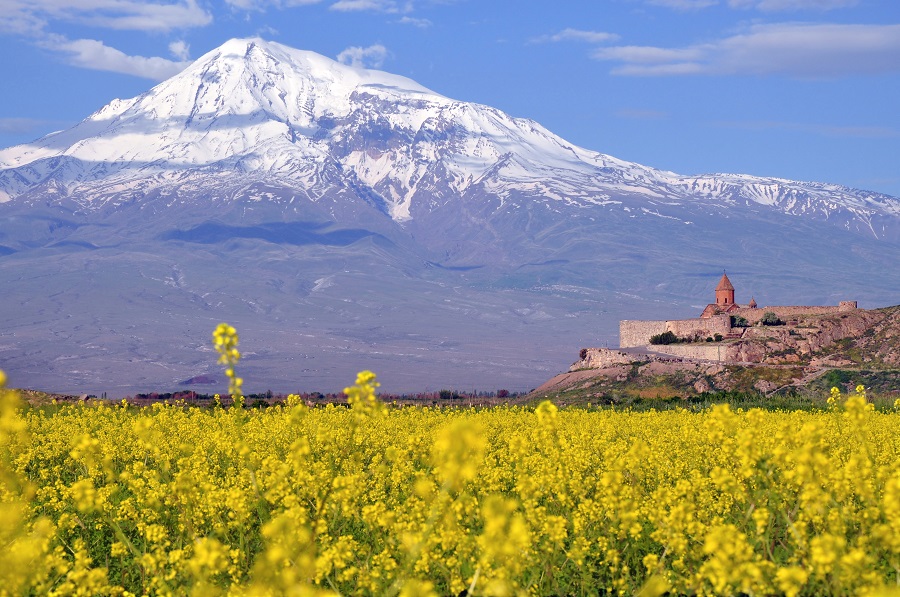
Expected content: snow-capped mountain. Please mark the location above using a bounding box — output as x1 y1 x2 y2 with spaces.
1 37 899 395
2 37 898 238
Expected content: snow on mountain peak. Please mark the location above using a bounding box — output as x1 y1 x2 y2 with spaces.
0 37 898 236
162 37 447 125
0 38 448 172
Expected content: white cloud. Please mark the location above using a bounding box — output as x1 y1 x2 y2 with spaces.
645 0 718 9
398 16 431 27
644 0 858 10
336 43 389 68
0 0 212 34
728 0 858 10
85 0 211 31
168 40 190 60
0 9 45 35
593 23 900 77
223 0 261 9
41 36 190 80
595 45 703 64
531 28 620 44
223 0 322 10
0 1 206 80
330 0 400 12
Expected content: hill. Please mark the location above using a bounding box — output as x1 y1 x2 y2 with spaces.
531 306 900 405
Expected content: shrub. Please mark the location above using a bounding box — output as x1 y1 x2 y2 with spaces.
730 315 749 328
649 331 678 345
822 369 854 390
760 311 783 326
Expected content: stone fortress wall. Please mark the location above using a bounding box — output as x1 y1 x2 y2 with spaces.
729 301 857 324
572 346 728 370
619 320 667 348
618 272 858 349
646 344 728 361
668 315 731 339
620 315 731 349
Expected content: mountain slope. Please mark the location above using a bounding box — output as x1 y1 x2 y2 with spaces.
1 37 899 395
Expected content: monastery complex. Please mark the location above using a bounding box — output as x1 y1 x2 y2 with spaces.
619 272 858 348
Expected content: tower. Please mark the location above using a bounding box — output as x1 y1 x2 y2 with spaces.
715 271 735 306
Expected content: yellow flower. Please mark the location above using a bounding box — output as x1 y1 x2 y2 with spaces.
828 386 840 408
535 400 558 425
212 322 243 405
6 372 900 595
636 574 670 597
398 579 438 597
110 542 129 558
344 370 384 419
775 567 809 597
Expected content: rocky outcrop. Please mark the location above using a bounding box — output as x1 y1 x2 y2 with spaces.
724 308 895 365
571 348 640 370
545 306 900 399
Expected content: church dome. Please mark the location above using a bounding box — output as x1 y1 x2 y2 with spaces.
716 272 734 291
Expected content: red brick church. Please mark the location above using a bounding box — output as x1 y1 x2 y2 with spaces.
700 271 758 318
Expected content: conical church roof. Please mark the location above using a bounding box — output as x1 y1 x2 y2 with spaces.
716 272 734 291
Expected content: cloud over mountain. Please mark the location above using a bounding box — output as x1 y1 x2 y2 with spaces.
593 23 900 77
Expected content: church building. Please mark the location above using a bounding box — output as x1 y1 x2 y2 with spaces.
618 271 858 349
700 272 758 318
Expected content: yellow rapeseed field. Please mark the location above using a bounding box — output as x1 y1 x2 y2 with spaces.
2 331 900 596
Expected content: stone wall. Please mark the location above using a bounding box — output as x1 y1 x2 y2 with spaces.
668 315 731 339
620 315 732 347
647 344 728 362
620 320 667 348
731 303 857 324
620 302 859 348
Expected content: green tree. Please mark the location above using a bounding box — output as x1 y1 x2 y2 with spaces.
649 331 678 345
760 311 783 326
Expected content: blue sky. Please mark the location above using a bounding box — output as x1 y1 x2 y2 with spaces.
1 0 899 195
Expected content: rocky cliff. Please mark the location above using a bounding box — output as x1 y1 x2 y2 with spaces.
725 306 900 367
